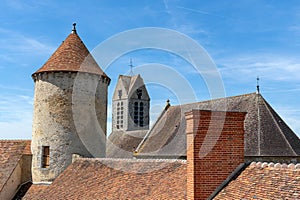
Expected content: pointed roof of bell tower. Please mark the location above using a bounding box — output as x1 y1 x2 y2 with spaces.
33 23 109 79
112 74 150 101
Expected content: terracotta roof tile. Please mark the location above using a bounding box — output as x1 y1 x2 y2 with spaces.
214 162 300 199
33 31 109 79
0 140 31 192
23 140 31 155
25 158 186 200
22 184 49 199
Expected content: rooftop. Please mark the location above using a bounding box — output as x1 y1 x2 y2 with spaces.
24 158 186 200
33 24 109 78
215 161 300 199
134 93 300 158
0 140 31 193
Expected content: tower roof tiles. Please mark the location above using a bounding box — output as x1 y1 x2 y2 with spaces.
33 26 109 79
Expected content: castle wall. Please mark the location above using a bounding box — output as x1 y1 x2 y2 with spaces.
31 72 108 183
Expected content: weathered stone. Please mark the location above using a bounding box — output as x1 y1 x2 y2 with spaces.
31 72 108 183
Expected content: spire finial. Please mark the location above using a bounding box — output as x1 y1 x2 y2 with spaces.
129 58 134 76
72 23 77 34
256 76 260 94
165 99 171 110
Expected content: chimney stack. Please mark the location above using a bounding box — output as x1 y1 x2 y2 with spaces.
185 110 246 200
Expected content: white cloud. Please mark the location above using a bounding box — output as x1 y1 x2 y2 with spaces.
0 28 55 56
217 54 300 82
275 106 300 137
0 94 33 139
215 53 300 137
0 84 32 93
4 0 48 11
0 113 32 139
176 6 224 18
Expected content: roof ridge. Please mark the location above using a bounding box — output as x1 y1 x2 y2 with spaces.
171 92 257 108
76 158 187 163
128 75 138 93
260 96 298 156
250 161 300 170
0 139 31 143
120 74 139 78
135 103 170 153
120 76 131 94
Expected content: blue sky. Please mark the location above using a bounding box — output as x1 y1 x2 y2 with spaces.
1 0 300 139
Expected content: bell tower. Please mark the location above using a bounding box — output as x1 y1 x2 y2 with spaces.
31 24 110 183
112 74 150 132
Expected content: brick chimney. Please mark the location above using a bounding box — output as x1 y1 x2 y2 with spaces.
185 110 246 200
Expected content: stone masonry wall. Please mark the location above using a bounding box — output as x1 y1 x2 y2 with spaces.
31 72 108 183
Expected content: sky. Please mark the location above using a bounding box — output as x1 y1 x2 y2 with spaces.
1 0 300 139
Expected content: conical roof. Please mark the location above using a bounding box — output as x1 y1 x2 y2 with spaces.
33 25 109 79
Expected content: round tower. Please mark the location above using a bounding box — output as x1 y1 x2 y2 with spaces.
31 24 110 183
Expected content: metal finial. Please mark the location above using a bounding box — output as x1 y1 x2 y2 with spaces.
165 99 171 110
256 76 260 94
72 23 77 33
129 59 134 76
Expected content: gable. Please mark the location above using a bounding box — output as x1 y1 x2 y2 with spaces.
128 75 150 100
113 75 150 101
112 75 130 100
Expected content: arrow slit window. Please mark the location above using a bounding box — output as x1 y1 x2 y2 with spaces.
41 146 50 168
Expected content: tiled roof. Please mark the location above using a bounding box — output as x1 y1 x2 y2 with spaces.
22 184 49 199
214 162 300 199
0 140 31 192
106 130 147 158
33 31 109 78
24 158 186 200
135 93 300 158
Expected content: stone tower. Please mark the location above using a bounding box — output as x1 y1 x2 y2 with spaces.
31 24 110 183
112 74 150 132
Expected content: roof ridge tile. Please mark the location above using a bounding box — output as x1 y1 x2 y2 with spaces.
250 161 300 170
76 157 187 163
